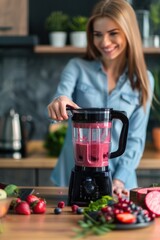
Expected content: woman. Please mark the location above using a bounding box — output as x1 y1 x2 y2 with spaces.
48 0 154 196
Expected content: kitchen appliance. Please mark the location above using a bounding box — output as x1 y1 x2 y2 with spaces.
0 109 34 159
67 108 129 206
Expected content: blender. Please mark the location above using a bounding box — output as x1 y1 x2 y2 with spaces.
67 108 129 206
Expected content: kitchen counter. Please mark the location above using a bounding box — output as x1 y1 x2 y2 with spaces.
0 141 160 170
1 187 160 240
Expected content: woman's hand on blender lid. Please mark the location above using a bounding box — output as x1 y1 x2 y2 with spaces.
48 95 79 121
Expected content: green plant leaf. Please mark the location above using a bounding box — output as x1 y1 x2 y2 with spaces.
44 124 67 156
150 2 160 32
69 16 88 31
45 11 69 32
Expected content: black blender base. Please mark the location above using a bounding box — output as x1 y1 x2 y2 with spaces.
68 168 112 206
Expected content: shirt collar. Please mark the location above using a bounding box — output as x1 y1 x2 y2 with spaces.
96 60 128 80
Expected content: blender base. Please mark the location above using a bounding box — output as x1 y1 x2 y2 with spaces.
68 167 112 206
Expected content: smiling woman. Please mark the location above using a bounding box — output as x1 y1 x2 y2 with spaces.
47 0 154 197
92 17 127 92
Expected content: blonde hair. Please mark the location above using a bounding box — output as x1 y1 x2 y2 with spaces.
85 0 150 108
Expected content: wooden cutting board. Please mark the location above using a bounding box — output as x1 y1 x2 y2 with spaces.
0 0 28 36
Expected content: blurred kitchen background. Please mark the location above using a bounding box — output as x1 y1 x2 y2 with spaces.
0 0 160 186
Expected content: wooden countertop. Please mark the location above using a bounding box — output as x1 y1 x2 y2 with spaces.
34 45 160 55
1 187 160 240
0 141 160 169
0 141 57 169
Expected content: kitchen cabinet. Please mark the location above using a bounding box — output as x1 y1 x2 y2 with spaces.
0 142 56 186
0 168 53 186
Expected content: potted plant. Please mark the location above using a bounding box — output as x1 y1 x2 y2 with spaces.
45 11 69 47
69 15 88 48
151 69 160 151
149 2 160 47
44 123 67 157
150 2 160 34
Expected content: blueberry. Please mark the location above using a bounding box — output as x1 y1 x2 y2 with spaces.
144 216 151 222
54 207 62 214
130 203 136 211
76 208 84 214
136 215 145 224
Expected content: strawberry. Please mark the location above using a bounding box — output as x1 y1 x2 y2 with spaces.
15 201 31 215
10 197 21 210
25 194 39 205
32 199 46 214
116 213 136 224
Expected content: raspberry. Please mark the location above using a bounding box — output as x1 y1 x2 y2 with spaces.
57 201 65 208
71 204 79 213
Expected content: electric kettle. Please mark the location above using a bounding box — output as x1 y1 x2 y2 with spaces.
0 109 35 159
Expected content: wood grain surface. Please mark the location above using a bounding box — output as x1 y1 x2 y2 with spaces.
0 0 28 36
0 187 160 240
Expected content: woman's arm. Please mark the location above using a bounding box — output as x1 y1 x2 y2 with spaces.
48 58 80 121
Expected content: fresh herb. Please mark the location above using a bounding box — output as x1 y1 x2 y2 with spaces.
73 196 116 238
84 195 114 212
73 212 115 239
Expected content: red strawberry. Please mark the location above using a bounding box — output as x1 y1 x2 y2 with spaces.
116 213 136 224
10 197 21 210
15 201 31 215
26 194 39 205
32 199 46 214
58 201 65 208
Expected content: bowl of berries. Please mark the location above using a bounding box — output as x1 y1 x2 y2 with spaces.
74 195 156 238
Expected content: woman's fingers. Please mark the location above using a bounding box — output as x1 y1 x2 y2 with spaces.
113 186 129 197
47 96 80 121
112 179 129 197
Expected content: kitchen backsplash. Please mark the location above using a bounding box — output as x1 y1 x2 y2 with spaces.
0 49 75 139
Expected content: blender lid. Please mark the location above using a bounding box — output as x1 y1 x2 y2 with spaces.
70 108 112 122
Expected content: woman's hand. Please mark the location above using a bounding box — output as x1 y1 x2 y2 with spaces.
48 95 80 121
112 179 129 197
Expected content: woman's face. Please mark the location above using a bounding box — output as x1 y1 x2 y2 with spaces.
93 17 127 63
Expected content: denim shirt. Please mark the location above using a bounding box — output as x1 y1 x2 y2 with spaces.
50 57 154 189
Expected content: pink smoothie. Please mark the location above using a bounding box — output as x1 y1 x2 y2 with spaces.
74 142 110 167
